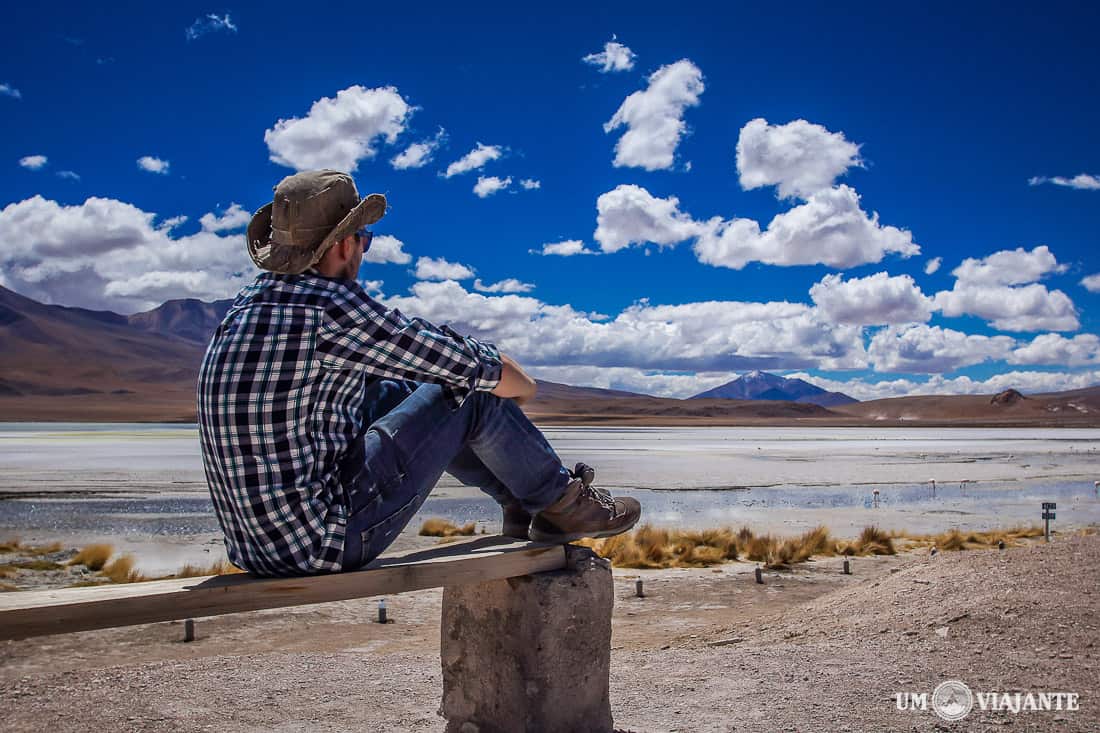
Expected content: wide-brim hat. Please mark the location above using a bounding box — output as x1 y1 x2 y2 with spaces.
246 169 387 275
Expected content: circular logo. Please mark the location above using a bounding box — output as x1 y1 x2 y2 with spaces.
932 680 974 721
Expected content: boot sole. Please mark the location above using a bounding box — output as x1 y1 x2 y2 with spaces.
527 514 640 544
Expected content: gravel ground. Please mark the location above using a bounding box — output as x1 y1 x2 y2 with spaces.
1 533 1097 732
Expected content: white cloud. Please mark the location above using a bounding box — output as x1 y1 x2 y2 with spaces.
185 13 237 41
810 272 933 325
1029 173 1100 191
0 195 254 313
390 128 444 170
137 156 170 175
382 280 866 373
582 38 637 73
924 257 942 275
473 175 512 198
359 278 384 294
520 178 541 190
1082 274 1100 293
413 256 475 281
0 83 22 99
693 185 920 270
867 324 1015 373
934 282 1079 332
526 365 731 399
264 85 412 172
363 234 412 265
443 143 503 178
532 240 598 256
158 215 188 232
473 278 535 293
1009 333 1100 367
736 118 863 200
785 370 1100 401
604 59 704 171
594 184 703 253
199 203 250 232
57 170 80 181
950 245 1066 286
18 155 47 170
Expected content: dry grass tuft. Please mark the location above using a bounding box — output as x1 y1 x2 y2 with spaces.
68 543 114 571
100 554 146 584
0 565 17 579
173 560 243 578
0 537 22 554
899 525 1045 552
419 518 477 537
0 581 18 592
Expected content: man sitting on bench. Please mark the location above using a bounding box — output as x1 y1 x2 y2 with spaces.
197 169 641 577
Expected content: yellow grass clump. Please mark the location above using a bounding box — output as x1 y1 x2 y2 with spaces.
173 560 244 578
99 554 146 584
899 525 1045 552
68 543 114 571
0 581 18 592
419 518 477 537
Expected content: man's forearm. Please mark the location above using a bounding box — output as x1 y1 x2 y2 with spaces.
491 352 537 404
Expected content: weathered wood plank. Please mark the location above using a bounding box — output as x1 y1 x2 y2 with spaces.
0 537 566 640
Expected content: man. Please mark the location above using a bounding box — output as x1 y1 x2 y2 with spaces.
198 169 640 576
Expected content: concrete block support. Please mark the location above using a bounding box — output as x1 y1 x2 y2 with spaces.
440 545 614 733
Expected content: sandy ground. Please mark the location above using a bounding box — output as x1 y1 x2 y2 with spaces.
2 532 1097 732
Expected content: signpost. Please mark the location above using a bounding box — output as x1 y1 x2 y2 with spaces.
1042 502 1056 542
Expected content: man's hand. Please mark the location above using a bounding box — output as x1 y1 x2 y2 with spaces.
491 352 537 405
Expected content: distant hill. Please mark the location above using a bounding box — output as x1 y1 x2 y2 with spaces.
690 370 857 407
128 298 232 344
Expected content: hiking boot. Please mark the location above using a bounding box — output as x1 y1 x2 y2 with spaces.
528 477 641 543
501 501 532 540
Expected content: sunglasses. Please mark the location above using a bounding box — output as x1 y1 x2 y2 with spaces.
356 228 374 253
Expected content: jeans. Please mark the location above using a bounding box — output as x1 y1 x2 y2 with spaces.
340 379 571 571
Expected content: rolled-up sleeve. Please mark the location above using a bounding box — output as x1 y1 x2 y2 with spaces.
317 291 502 409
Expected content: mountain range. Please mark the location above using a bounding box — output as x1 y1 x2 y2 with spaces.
1 284 1098 426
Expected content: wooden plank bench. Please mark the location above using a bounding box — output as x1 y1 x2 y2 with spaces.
0 536 616 732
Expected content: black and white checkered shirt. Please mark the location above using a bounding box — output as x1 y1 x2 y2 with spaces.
197 272 502 576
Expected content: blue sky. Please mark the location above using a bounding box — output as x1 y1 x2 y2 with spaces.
2 1 1099 399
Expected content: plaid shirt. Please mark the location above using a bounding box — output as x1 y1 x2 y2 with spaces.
197 272 502 576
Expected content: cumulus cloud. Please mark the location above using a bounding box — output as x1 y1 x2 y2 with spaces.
582 37 637 73
473 278 535 294
693 185 919 270
924 257 942 275
185 13 237 41
18 155 47 170
594 184 703 253
264 85 412 172
0 195 254 313
443 143 503 178
199 203 250 232
1009 333 1100 367
413 256 475 281
526 365 731 399
1082 274 1100 293
736 118 863 200
0 83 22 99
867 324 1015 373
604 59 704 171
473 175 512 198
950 245 1066 286
532 240 598 256
520 178 541 190
785 369 1100 401
137 156 170 175
933 246 1077 332
363 234 412 265
810 272 933 325
1028 173 1100 191
390 128 444 170
382 280 867 373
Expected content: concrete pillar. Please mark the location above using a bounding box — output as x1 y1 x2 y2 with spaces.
440 545 614 733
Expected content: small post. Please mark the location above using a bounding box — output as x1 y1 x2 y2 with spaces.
872 488 880 508
929 479 936 498
998 540 1005 550
1042 502 1056 542
183 618 195 643
842 559 851 575
754 567 763 584
377 598 388 624
635 579 644 598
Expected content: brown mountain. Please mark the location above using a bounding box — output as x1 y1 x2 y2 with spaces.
128 298 232 344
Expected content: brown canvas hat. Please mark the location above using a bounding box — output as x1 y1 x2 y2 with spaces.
246 169 387 274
